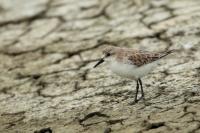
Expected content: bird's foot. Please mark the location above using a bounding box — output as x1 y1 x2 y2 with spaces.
129 96 145 105
137 95 145 102
128 98 139 105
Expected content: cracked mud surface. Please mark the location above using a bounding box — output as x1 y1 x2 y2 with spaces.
0 0 200 133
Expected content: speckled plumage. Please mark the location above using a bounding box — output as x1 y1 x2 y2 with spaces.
103 46 173 67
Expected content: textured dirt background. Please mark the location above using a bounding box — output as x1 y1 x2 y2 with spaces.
0 0 200 133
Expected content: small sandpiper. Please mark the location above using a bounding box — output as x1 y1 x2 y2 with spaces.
94 45 174 104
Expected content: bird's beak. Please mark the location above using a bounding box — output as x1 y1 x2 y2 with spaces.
93 58 105 68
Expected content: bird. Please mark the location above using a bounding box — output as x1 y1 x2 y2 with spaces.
93 45 174 104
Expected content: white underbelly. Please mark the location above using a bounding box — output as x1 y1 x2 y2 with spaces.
109 61 157 79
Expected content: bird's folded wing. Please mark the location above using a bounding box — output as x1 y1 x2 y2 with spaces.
127 50 173 67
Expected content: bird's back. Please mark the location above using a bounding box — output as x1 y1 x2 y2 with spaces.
115 48 173 67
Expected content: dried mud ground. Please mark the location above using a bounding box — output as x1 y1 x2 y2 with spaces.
0 0 200 133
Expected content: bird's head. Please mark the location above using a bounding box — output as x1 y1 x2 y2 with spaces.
93 45 117 68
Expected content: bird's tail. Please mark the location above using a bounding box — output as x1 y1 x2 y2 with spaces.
166 49 175 54
159 49 177 58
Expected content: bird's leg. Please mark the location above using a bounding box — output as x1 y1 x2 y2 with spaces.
129 80 141 105
138 78 145 101
134 80 139 103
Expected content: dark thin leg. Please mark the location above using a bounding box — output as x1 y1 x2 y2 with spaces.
138 78 145 100
134 80 139 102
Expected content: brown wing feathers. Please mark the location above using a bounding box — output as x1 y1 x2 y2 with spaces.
127 50 173 67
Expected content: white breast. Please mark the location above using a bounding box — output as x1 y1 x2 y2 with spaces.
109 60 158 79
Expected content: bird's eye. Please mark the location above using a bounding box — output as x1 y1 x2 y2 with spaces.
106 53 111 57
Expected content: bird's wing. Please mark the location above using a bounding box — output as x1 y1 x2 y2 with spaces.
127 50 173 67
